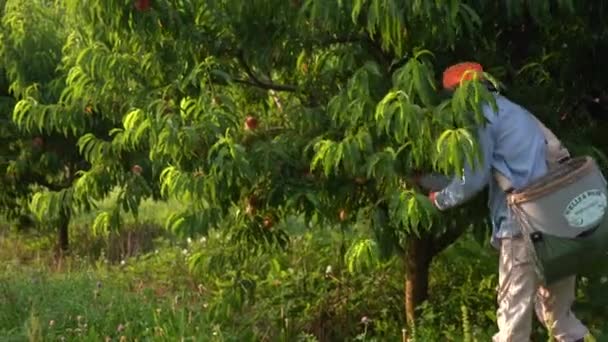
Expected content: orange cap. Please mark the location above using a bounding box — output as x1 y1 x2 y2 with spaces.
442 62 484 90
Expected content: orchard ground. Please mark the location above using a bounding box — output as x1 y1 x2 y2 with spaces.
1 191 608 341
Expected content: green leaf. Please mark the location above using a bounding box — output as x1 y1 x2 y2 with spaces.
344 239 379 273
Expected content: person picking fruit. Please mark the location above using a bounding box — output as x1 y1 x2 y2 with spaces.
426 62 593 342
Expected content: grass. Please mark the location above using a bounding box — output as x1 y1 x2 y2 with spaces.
0 271 218 341
0 232 228 342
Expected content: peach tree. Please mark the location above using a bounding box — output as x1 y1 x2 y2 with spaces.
0 0 158 252
4 0 608 327
0 0 85 251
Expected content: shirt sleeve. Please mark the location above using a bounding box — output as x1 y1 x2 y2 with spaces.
433 125 494 210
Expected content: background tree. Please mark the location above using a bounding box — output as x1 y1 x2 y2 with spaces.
0 0 82 252
0 0 158 252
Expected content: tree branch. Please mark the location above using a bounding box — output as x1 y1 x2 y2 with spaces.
363 34 393 71
231 78 296 92
17 172 68 192
31 176 66 192
318 34 367 46
431 223 468 256
236 52 297 92
228 33 385 92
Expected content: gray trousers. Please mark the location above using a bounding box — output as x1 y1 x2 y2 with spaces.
492 237 589 342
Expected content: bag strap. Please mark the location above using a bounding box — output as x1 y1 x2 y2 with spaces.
531 115 571 167
493 115 570 192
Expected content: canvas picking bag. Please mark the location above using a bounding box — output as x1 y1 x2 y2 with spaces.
495 116 608 285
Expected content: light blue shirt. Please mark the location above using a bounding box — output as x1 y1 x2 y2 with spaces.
434 93 549 247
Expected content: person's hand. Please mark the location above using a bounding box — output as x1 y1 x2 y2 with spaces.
428 192 438 207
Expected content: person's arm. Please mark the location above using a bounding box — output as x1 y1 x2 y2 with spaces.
431 126 494 210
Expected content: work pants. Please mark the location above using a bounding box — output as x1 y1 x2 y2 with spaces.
492 237 589 342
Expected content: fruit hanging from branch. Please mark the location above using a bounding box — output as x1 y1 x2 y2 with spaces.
134 0 150 11
244 115 258 131
354 177 367 185
339 209 347 222
84 105 93 115
131 164 143 176
263 215 274 229
302 168 315 181
32 137 44 149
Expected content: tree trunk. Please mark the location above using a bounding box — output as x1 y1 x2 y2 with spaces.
403 223 468 326
57 212 70 253
404 236 433 326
